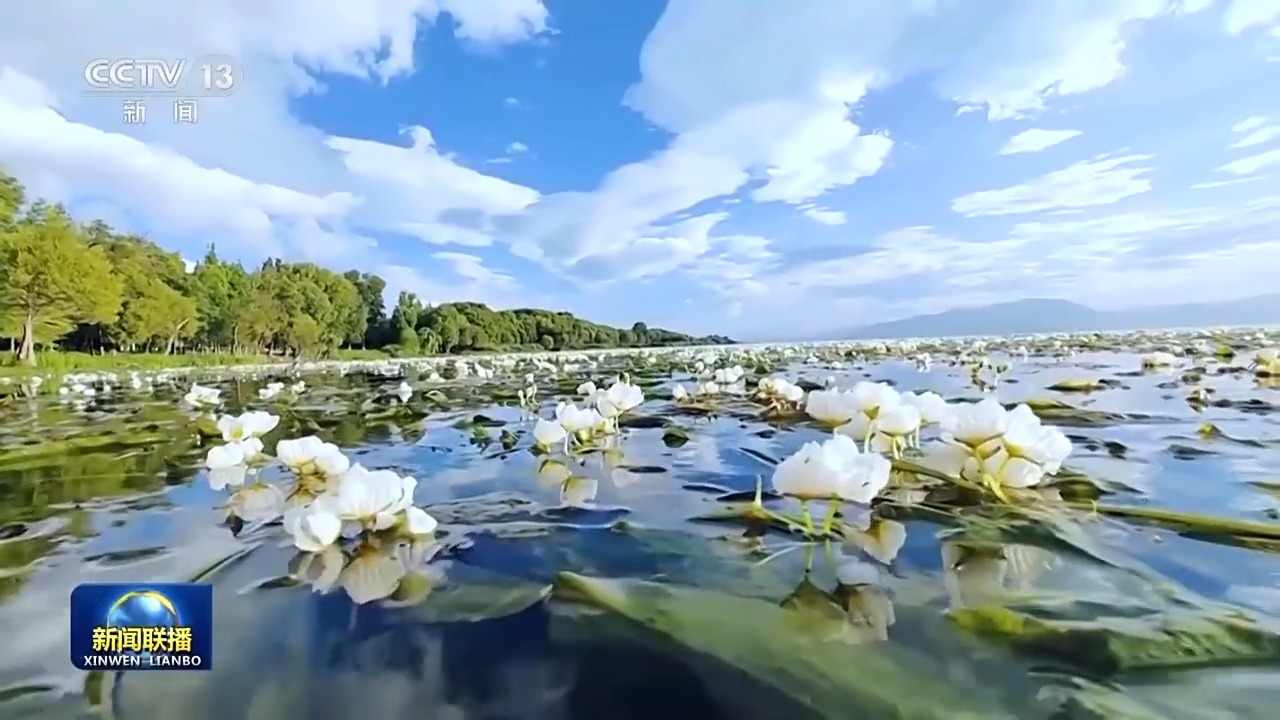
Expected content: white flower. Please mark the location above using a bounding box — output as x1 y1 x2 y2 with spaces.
277 435 351 478
401 506 439 537
229 482 286 523
846 518 908 565
771 434 892 503
1140 351 1178 369
204 440 263 490
533 418 568 448
874 403 920 437
849 381 900 418
901 391 951 426
537 459 572 486
395 381 413 402
672 384 689 401
182 383 221 408
217 410 279 443
290 544 344 592
805 389 859 425
915 442 976 479
560 477 598 506
939 398 1009 448
318 464 416 534
340 550 407 605
576 381 597 398
554 402 602 434
284 504 342 552
597 381 645 417
258 381 285 400
693 380 719 396
1000 405 1073 474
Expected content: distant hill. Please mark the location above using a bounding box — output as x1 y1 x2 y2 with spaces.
833 295 1280 340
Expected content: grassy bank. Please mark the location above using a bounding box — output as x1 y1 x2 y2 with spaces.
0 348 394 378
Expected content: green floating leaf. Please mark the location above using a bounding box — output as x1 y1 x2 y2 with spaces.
617 414 670 429
550 572 1014 719
950 604 1280 675
1047 379 1103 393
661 426 690 447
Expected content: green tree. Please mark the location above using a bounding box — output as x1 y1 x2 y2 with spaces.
0 207 122 364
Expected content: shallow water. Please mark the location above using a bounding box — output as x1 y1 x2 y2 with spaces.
2 347 1280 719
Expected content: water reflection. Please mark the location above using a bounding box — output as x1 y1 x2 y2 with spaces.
1 350 1280 717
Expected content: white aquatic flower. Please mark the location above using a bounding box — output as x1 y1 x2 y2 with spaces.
401 506 438 536
229 482 286 522
291 544 345 592
576 380 597 398
259 381 285 400
277 435 351 478
671 384 690 401
554 402 601 434
692 380 720 396
805 389 859 425
560 477 599 506
395 381 413 402
999 405 1073 475
874 403 920 437
216 410 279 444
1140 351 1178 369
284 504 343 552
598 380 645 417
316 464 417 533
537 459 572 486
204 437 265 488
900 391 951 426
533 418 568 448
939 398 1009 448
846 518 908 565
976 449 1046 488
758 377 805 403
849 381 900 418
340 550 408 605
182 383 221 408
771 434 892 503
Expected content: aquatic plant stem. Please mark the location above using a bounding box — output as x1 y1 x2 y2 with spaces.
820 497 841 535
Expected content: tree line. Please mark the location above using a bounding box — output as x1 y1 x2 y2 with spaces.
0 169 733 366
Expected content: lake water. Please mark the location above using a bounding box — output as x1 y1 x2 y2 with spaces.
2 342 1279 719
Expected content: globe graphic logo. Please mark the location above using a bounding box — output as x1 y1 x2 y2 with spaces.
106 591 180 657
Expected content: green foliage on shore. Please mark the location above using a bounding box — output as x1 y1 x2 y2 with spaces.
0 169 732 368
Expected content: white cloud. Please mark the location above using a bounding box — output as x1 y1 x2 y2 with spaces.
0 0 549 267
1231 126 1280 148
509 0 1234 287
1233 116 1268 132
1222 0 1280 34
0 68 355 261
1190 176 1263 188
431 251 516 287
951 154 1154 217
1216 148 1280 174
800 206 848 225
506 141 529 154
999 128 1083 155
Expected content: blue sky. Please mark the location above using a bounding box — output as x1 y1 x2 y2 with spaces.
0 0 1278 341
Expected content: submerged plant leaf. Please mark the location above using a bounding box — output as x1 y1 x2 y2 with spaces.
550 572 1018 719
950 604 1280 675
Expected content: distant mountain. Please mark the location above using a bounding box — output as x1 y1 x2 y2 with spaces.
833 295 1280 340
